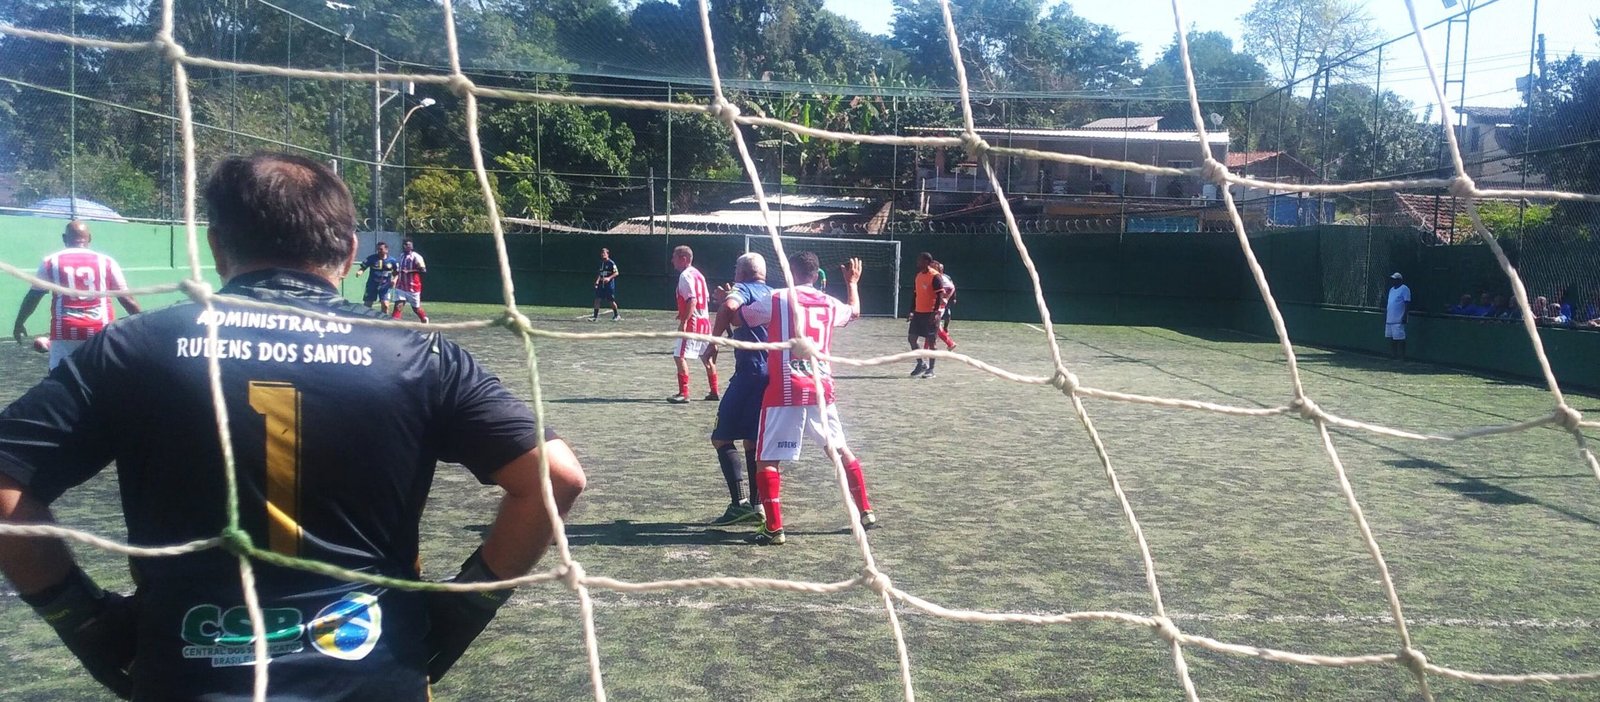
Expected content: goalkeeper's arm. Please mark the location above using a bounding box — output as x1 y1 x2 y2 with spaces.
425 439 587 682
0 475 136 699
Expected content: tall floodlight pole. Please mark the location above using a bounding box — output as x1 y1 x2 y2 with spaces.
372 49 382 232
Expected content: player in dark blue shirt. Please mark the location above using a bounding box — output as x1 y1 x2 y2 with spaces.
356 241 399 314
703 253 774 526
0 153 586 701
590 248 621 321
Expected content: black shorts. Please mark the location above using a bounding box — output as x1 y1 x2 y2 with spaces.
909 312 940 338
594 283 616 301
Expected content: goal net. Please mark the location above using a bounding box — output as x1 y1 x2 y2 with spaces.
3 1 1600 701
743 234 901 316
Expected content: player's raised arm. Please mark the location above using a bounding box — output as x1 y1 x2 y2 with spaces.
841 257 862 321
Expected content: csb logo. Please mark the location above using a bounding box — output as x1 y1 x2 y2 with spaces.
181 604 304 667
308 592 384 661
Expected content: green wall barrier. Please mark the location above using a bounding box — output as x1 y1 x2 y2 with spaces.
9 216 1597 392
0 214 220 334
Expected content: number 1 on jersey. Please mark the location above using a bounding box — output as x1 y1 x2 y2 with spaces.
248 381 303 556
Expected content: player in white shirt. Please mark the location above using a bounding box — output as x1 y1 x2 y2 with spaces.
12 221 142 369
744 253 874 545
669 245 719 404
1385 272 1411 360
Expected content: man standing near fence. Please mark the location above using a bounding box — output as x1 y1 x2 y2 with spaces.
1386 272 1411 361
591 247 621 322
12 220 142 370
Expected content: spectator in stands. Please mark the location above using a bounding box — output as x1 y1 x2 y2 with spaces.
1580 292 1600 327
1553 287 1575 321
1489 294 1516 320
1447 294 1475 315
1469 292 1494 317
1531 296 1564 326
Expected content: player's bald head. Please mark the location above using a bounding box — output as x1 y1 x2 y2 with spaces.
735 252 766 282
204 152 356 278
63 220 91 246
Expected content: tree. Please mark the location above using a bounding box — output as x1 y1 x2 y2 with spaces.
1142 31 1269 102
1242 0 1380 89
1508 23 1600 227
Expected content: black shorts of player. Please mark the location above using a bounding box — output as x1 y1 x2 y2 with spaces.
909 311 940 338
594 283 615 301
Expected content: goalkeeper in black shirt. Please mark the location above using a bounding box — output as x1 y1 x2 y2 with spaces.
0 152 586 701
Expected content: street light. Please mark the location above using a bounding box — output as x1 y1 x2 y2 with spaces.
381 97 435 164
372 88 432 233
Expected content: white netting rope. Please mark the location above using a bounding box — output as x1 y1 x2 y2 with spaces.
0 0 1598 699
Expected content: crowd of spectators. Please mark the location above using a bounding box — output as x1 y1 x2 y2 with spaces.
1444 287 1600 328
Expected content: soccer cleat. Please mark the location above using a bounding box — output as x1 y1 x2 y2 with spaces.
588 316 597 322
909 361 927 377
747 525 786 546
611 315 622 321
919 369 936 379
710 501 761 526
667 394 690 404
704 391 720 401
860 510 878 529
946 342 958 352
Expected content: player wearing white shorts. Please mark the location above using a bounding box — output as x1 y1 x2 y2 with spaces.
12 221 142 370
390 238 428 323
669 245 719 404
746 253 874 546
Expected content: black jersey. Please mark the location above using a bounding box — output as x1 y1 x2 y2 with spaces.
0 269 545 701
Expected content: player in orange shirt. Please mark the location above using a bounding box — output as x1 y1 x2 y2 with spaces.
907 252 946 378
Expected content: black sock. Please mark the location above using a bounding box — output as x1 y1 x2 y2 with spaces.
717 443 745 503
744 446 760 505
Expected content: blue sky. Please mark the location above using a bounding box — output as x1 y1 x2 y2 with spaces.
820 0 1600 110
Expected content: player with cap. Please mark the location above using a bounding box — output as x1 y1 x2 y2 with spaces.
1386 272 1411 360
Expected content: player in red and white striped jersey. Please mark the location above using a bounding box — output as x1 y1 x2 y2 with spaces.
12 221 141 369
389 238 428 323
669 245 719 404
742 253 874 545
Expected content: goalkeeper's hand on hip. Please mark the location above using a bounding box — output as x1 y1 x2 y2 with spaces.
25 565 137 699
423 547 514 682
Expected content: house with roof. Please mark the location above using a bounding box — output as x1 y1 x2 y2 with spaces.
1225 150 1333 227
906 117 1232 230
1456 106 1544 189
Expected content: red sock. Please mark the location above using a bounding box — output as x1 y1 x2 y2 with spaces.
707 368 720 395
844 459 871 512
677 371 689 397
922 338 935 349
391 307 402 320
757 467 784 531
937 329 955 348
415 308 428 323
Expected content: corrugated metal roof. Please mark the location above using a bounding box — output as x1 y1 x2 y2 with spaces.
1080 116 1163 130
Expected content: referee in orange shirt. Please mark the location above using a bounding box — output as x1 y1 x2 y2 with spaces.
907 251 945 379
